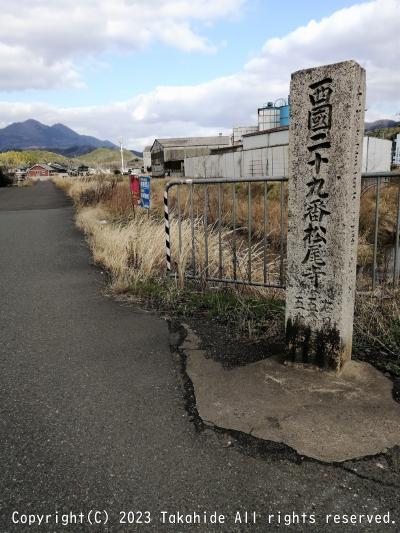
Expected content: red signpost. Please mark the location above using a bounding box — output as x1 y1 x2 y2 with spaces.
129 175 141 214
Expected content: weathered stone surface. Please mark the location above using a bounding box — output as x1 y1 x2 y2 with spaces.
182 325 400 463
286 60 366 370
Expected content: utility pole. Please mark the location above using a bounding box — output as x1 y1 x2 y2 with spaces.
118 138 125 174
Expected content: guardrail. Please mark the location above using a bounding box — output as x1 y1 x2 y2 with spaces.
164 171 400 291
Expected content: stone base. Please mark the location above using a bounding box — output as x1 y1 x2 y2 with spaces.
182 327 400 463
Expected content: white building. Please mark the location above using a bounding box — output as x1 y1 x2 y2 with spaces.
393 133 400 166
232 126 258 144
363 136 392 172
184 127 392 179
143 145 152 172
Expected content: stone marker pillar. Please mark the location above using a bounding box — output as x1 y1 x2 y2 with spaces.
285 60 366 371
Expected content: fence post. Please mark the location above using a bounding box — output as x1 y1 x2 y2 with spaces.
164 187 171 273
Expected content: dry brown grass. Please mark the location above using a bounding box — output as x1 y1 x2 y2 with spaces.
166 181 287 250
355 287 400 365
55 176 278 292
54 175 398 289
358 183 400 281
359 184 399 247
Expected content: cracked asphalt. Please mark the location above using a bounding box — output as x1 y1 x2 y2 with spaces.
0 181 399 532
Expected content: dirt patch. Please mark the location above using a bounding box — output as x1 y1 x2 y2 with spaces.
183 314 285 369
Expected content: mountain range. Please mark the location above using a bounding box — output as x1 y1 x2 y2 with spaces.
365 119 400 131
0 117 397 159
0 119 116 156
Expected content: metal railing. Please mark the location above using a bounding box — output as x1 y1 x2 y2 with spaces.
164 171 400 291
362 171 400 290
164 176 287 289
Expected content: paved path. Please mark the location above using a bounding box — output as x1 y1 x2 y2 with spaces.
0 182 398 532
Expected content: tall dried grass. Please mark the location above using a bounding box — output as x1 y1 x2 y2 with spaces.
359 184 399 247
166 181 287 249
55 176 279 292
55 176 397 286
355 288 400 369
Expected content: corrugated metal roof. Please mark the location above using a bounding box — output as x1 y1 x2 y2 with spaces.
242 125 289 138
154 136 231 148
210 145 243 154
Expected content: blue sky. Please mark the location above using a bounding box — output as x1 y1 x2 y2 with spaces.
0 0 398 148
1 0 360 107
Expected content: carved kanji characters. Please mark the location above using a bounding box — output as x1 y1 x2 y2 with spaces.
302 243 326 266
306 175 328 198
295 296 305 310
304 198 331 222
309 104 332 132
309 78 333 106
302 264 326 288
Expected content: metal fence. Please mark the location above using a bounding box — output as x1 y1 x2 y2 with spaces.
164 171 400 291
361 171 400 290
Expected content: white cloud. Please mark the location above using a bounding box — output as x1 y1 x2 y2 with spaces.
0 0 244 90
0 44 83 91
0 0 399 148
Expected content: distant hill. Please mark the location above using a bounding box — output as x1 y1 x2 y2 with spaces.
50 145 107 157
366 125 400 141
77 147 142 169
0 119 116 155
0 146 144 171
365 119 400 132
0 149 72 168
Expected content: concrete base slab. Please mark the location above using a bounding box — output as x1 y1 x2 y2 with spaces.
182 327 400 463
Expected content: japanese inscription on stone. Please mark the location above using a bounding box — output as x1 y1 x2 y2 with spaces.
285 61 366 371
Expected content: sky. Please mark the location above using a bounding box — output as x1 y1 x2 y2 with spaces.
0 0 399 149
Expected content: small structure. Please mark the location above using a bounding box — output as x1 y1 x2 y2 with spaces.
27 164 56 179
77 164 89 176
258 99 290 130
232 126 258 144
363 136 392 172
143 146 152 172
27 163 70 179
49 162 68 175
15 167 28 180
151 136 231 177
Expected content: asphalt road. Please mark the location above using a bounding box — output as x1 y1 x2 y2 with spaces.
0 181 399 533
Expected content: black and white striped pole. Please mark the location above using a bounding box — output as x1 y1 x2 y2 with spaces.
164 188 171 273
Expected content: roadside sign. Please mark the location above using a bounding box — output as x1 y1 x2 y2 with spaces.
140 176 151 209
129 174 141 206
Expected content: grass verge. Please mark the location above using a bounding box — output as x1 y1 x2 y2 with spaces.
54 176 286 345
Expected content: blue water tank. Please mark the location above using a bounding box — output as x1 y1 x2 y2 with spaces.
280 104 290 126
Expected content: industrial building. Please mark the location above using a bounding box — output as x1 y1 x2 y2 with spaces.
185 126 289 178
185 129 391 178
150 135 231 177
257 99 290 130
184 99 392 179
